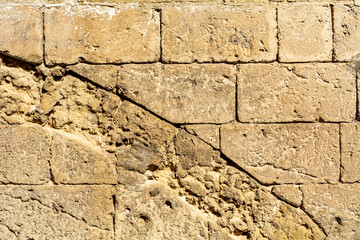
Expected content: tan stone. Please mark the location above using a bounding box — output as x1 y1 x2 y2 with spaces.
45 6 160 65
0 185 114 238
184 124 220 149
115 181 228 240
272 185 302 207
340 122 360 182
162 5 277 63
0 124 51 184
51 130 118 184
278 5 332 62
301 184 360 240
0 6 42 64
69 63 236 123
220 123 340 184
237 63 356 122
334 5 360 61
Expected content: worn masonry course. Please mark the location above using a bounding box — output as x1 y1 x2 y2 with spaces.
0 1 359 239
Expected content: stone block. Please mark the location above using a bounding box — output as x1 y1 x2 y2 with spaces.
278 5 332 62
220 123 340 184
237 63 356 122
0 6 42 63
45 6 160 65
162 5 277 63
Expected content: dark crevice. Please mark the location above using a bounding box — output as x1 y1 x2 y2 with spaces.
156 8 163 62
276 7 280 62
339 123 343 183
330 4 336 62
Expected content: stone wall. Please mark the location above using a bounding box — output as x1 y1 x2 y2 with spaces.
0 1 359 239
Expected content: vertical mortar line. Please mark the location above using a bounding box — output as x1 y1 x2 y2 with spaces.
235 68 239 122
276 7 279 62
339 123 343 182
157 8 163 63
47 128 56 185
356 72 359 120
42 6 46 66
112 191 117 238
330 4 335 62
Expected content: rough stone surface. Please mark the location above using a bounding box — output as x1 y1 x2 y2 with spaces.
0 185 115 238
340 122 360 183
45 6 160 65
0 2 359 239
162 5 277 63
69 63 236 123
0 6 43 64
302 184 360 240
221 123 340 184
237 63 356 122
51 131 118 184
184 124 220 149
278 5 332 62
272 185 302 207
0 124 51 184
334 5 360 61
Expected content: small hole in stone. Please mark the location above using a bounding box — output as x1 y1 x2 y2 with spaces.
165 200 173 209
243 134 247 137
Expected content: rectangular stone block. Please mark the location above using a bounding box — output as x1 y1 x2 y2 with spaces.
237 63 356 122
0 185 114 238
0 124 51 184
162 5 277 63
278 5 332 62
69 63 236 124
51 131 118 184
44 6 160 65
301 184 360 239
334 5 360 61
220 123 340 184
340 122 360 182
0 6 42 64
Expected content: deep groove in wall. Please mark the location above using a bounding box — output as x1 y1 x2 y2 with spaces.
330 4 335 62
339 123 343 183
157 8 163 63
235 73 239 122
42 9 46 66
112 194 116 235
276 7 280 62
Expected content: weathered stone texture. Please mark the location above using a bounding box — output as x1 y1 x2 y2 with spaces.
221 123 340 184
0 6 43 64
45 6 160 65
272 185 302 207
334 5 360 61
0 185 115 238
237 63 356 122
184 124 220 149
69 63 236 123
51 131 118 184
0 124 51 184
302 184 360 240
278 5 332 62
162 6 277 63
340 122 360 182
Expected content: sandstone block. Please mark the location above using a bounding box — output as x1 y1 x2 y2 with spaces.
162 6 277 63
51 131 117 184
0 6 42 64
237 63 356 122
45 6 160 65
278 5 332 62
272 185 302 207
69 63 236 124
302 184 360 240
334 5 360 61
0 185 114 238
0 124 50 184
220 123 340 184
340 122 360 182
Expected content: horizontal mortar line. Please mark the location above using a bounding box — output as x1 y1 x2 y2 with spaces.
266 181 360 186
235 120 356 124
0 183 118 186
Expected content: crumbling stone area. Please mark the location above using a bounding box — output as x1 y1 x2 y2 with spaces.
0 1 359 239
